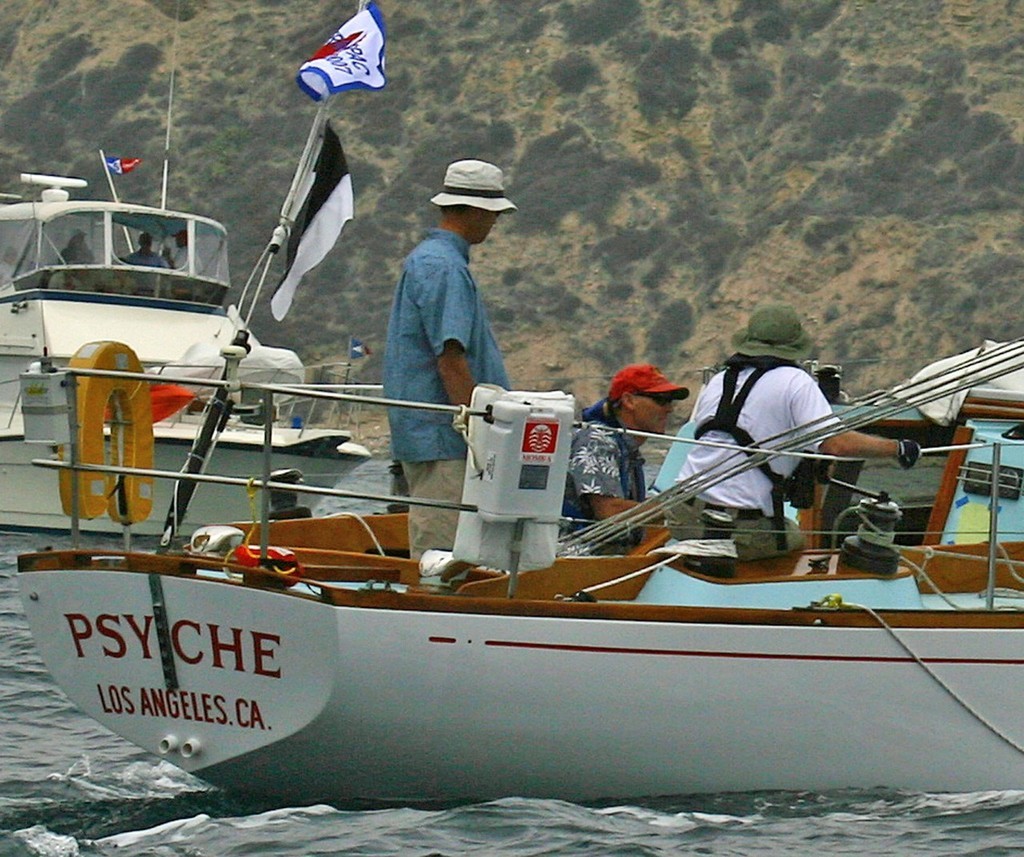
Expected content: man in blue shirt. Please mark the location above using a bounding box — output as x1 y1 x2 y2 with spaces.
383 159 516 558
125 232 169 268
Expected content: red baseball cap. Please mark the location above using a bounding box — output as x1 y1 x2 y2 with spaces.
608 363 689 402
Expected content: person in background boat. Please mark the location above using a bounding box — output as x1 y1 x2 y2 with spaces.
383 159 516 559
163 229 188 268
563 364 689 545
667 302 921 561
124 232 169 268
60 231 94 264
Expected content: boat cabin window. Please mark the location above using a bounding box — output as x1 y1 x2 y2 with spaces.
193 221 230 283
39 213 103 268
0 219 37 285
1 209 230 306
108 214 229 286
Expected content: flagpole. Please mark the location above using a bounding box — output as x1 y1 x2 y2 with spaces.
277 102 330 231
99 149 120 203
272 0 366 235
240 101 329 325
241 0 379 323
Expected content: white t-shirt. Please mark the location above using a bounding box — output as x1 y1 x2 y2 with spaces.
677 366 837 515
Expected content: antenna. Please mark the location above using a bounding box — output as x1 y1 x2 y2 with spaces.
20 173 88 203
160 0 183 209
20 173 88 189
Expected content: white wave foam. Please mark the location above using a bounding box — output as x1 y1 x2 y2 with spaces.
96 813 212 848
597 803 754 830
46 756 209 801
12 824 80 857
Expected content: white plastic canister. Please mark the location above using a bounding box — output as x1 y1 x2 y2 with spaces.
453 385 575 572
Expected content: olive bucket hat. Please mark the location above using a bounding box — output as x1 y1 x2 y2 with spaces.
732 303 814 360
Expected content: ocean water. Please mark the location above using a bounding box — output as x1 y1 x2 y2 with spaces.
2 461 1024 855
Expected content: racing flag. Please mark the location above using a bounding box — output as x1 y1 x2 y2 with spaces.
271 122 353 320
104 156 141 175
297 2 387 101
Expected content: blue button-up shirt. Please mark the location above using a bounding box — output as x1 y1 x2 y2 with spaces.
383 228 510 462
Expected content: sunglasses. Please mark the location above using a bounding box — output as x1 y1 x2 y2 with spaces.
633 392 676 406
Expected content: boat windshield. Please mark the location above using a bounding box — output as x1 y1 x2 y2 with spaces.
0 208 230 304
0 219 36 286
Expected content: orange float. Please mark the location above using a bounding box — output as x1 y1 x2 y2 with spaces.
59 341 154 524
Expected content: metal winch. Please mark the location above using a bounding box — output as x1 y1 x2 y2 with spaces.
839 492 903 575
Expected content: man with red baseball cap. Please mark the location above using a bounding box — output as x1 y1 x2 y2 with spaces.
563 363 689 544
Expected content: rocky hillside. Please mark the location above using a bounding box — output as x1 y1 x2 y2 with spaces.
2 0 1023 404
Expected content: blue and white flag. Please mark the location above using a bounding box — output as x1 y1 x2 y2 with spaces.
349 337 370 359
297 2 387 101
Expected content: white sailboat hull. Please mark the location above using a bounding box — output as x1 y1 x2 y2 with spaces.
18 564 1024 802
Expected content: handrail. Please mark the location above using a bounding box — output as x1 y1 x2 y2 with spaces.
33 361 1024 596
31 458 474 513
62 365 490 418
52 364 1011 458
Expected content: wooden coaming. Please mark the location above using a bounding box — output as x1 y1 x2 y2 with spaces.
18 545 1024 630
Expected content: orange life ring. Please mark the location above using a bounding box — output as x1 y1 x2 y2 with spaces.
59 341 155 524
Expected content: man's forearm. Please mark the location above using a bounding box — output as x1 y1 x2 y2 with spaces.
437 344 475 405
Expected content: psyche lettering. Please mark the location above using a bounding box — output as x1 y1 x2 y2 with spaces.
66 613 281 677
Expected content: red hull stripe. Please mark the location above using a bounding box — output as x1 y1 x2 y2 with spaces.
470 639 1024 666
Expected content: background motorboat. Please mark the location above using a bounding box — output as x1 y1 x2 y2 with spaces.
0 173 370 535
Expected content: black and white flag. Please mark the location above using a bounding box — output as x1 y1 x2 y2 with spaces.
271 122 353 320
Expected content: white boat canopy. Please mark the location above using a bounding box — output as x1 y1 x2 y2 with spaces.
0 199 230 306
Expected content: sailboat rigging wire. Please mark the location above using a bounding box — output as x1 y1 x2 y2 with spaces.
563 338 1024 553
242 247 279 328
235 244 268 320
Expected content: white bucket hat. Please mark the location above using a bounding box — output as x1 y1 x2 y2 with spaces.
430 159 517 212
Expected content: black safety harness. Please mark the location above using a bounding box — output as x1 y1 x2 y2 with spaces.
693 355 796 551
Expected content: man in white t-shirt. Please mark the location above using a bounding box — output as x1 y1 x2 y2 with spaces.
669 303 920 560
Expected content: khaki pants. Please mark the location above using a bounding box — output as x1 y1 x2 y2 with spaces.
401 459 466 560
666 498 804 562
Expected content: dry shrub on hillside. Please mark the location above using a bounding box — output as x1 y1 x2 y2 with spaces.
711 26 750 61
645 299 695 365
550 53 600 95
809 86 904 147
636 36 702 122
513 124 659 235
562 0 642 46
